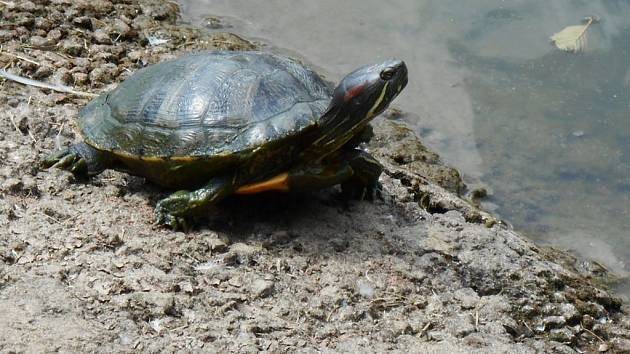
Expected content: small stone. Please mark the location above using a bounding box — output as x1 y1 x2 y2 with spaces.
89 63 118 85
73 57 91 68
548 328 574 343
178 281 194 294
112 18 133 39
61 39 85 56
227 277 242 288
453 288 479 310
582 314 595 329
543 316 566 329
47 29 63 42
127 50 145 62
51 68 72 86
32 65 53 79
558 303 580 324
30 35 50 48
250 279 274 299
223 243 262 266
72 16 93 29
16 0 36 11
611 338 630 353
34 17 54 31
72 72 89 85
2 178 23 194
93 29 111 44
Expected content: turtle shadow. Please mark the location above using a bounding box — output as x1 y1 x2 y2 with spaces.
201 189 351 236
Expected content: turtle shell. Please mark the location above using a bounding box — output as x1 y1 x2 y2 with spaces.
78 51 332 160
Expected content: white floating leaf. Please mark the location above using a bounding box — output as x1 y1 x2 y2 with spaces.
550 16 599 53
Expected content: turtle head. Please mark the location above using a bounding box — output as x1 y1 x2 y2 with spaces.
312 59 408 155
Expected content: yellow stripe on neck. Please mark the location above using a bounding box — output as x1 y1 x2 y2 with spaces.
366 82 389 119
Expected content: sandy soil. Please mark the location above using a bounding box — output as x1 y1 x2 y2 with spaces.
0 0 629 353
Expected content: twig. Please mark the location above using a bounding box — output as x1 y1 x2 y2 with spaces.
581 324 606 343
418 322 432 337
0 69 98 97
0 51 41 66
8 112 21 133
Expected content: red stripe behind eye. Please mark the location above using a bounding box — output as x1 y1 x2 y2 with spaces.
344 84 365 102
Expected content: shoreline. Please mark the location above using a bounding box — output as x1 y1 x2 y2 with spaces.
0 0 628 352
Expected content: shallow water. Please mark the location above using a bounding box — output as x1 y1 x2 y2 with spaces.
180 0 630 296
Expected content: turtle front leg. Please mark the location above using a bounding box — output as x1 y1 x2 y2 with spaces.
154 175 234 230
42 142 112 177
339 149 383 200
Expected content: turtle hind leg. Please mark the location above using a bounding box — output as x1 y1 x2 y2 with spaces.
42 142 112 177
154 175 235 230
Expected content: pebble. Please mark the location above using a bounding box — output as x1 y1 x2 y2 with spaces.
33 65 53 79
93 29 111 44
72 72 89 86
250 279 274 299
46 29 63 42
548 328 574 343
543 316 566 329
61 39 85 56
30 35 50 48
558 303 580 323
611 338 630 353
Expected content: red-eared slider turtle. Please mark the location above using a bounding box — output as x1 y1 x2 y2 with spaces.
44 51 408 228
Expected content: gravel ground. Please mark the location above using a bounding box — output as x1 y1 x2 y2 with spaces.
0 0 629 353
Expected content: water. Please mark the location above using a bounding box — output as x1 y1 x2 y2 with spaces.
180 0 630 296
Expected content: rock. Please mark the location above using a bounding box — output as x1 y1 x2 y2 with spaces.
453 287 480 310
32 65 53 79
88 63 118 85
72 72 89 85
46 29 63 42
558 303 580 324
72 16 92 30
250 279 274 299
51 68 72 86
30 35 50 48
34 17 54 31
611 338 630 354
548 328 575 344
60 39 85 56
93 29 111 44
223 243 262 266
15 1 36 11
543 316 566 329
112 19 133 39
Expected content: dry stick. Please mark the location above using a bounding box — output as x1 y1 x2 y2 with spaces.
0 69 98 98
0 51 41 66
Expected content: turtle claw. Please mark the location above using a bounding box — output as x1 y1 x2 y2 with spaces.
341 180 380 201
155 212 190 231
43 149 88 176
154 190 194 231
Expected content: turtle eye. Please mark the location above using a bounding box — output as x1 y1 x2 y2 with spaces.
380 67 396 81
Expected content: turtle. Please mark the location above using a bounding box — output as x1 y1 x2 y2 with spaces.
43 51 408 229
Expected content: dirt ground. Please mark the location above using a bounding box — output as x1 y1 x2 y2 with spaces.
1 0 629 353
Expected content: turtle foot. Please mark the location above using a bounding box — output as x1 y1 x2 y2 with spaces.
42 148 89 176
154 190 195 231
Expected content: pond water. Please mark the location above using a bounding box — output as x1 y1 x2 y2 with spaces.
180 0 630 297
